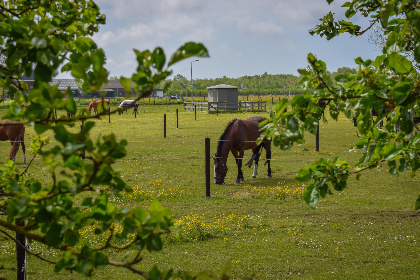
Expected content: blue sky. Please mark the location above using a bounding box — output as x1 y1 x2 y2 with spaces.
59 0 381 80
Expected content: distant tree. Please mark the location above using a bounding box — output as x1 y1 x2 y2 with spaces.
165 73 303 96
331 67 356 82
0 0 213 278
261 0 420 209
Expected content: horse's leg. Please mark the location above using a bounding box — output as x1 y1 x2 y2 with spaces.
251 149 260 178
21 139 26 164
9 139 19 162
9 142 15 162
235 159 244 183
238 151 245 182
232 150 243 184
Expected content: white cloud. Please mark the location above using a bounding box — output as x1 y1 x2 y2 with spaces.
219 44 243 58
96 0 202 19
58 0 377 79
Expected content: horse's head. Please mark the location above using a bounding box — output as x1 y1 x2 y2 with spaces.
213 156 227 184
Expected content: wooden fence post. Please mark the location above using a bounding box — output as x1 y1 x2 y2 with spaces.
164 114 166 138
176 109 179 129
204 137 212 198
316 123 320 151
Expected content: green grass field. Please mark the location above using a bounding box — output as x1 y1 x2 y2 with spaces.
0 102 419 279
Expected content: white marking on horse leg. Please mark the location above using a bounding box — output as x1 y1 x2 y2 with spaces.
214 165 217 184
23 154 27 164
252 163 258 178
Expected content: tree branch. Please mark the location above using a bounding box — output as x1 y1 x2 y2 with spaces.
0 228 56 264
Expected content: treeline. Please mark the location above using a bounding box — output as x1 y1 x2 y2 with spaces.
163 67 356 97
164 72 301 97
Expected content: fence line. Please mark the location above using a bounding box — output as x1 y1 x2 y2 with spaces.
184 101 267 112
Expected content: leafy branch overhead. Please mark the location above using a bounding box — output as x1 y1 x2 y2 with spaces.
0 0 212 278
262 0 420 209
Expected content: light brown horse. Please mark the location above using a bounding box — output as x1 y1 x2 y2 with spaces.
213 116 272 184
0 120 26 163
88 99 110 114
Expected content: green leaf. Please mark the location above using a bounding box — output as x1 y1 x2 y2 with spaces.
96 100 109 114
46 223 63 247
149 266 161 280
415 195 420 210
151 47 166 72
133 208 148 223
62 143 85 155
146 235 163 251
64 98 77 114
93 252 108 268
119 77 132 91
303 184 319 209
380 143 403 160
388 53 413 74
149 199 165 224
34 63 53 83
168 42 209 67
31 37 47 49
64 229 80 247
34 123 50 134
122 217 139 235
296 167 312 183
392 82 411 105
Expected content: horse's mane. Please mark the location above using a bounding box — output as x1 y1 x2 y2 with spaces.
88 101 94 111
216 119 238 157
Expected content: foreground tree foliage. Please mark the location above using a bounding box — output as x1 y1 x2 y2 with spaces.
0 1 218 278
261 0 420 209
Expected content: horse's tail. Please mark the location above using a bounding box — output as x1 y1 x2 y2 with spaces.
245 143 264 168
88 102 93 112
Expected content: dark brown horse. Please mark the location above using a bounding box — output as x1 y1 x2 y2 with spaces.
213 116 272 184
88 99 110 114
0 121 26 163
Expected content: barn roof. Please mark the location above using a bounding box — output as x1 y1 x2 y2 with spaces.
50 79 81 91
207 84 238 89
105 79 123 89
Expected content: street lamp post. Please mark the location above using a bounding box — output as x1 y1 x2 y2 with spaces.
191 59 199 102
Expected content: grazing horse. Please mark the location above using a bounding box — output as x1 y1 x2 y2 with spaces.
0 121 26 163
88 99 110 114
118 100 139 115
213 116 272 184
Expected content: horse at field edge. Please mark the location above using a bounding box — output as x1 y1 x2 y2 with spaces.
213 116 272 185
88 99 110 114
118 100 139 115
0 120 26 163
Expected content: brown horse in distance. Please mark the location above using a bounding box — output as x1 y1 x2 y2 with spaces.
213 116 272 184
88 99 110 114
0 120 26 163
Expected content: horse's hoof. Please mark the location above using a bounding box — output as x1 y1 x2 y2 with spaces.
240 178 245 182
251 175 256 179
235 180 241 184
267 175 272 179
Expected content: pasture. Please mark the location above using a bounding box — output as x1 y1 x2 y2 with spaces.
0 100 419 279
